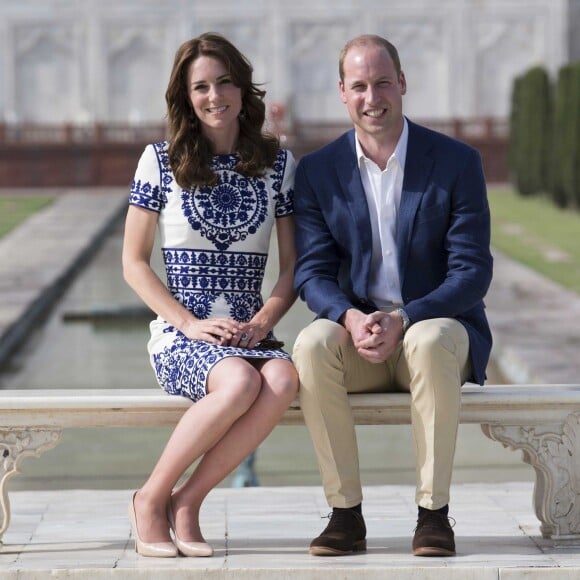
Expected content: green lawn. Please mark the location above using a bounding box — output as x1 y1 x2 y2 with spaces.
0 195 55 238
488 187 580 294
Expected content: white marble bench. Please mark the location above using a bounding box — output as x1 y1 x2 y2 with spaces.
1 385 580 546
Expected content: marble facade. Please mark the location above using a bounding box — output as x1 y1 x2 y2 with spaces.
0 0 574 126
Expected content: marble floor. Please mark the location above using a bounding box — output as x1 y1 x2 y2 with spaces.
1 482 580 579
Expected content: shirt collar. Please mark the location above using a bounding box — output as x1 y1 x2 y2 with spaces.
355 117 409 172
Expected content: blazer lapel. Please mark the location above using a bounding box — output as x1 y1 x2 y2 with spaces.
397 121 434 285
335 131 373 250
334 131 373 291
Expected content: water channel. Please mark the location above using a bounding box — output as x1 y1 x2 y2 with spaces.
0 214 533 491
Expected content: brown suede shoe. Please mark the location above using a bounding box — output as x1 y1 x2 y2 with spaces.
412 510 456 556
309 508 367 556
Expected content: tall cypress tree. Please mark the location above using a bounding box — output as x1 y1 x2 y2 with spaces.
515 66 552 196
553 63 580 208
568 63 580 207
508 75 523 185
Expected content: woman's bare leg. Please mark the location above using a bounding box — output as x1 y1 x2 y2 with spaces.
133 358 263 543
170 358 298 542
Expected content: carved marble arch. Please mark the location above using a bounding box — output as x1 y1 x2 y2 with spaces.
13 24 81 123
106 28 165 124
289 22 350 122
475 18 538 117
381 19 450 119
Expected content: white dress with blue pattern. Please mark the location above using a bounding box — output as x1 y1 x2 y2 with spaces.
129 142 295 402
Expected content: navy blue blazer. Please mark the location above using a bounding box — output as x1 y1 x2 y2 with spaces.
293 119 493 385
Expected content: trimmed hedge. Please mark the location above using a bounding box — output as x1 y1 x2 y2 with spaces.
508 76 523 185
553 62 580 208
510 61 580 209
508 66 552 196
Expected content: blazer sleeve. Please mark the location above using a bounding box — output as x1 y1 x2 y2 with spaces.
293 158 356 322
404 147 493 324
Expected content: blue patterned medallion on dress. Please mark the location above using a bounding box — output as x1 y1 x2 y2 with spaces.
129 141 296 402
182 155 269 251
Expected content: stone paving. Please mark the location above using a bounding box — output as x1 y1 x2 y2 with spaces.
0 188 580 577
485 248 580 384
2 484 580 578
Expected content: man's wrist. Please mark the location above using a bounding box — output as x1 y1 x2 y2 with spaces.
341 308 363 332
395 307 411 334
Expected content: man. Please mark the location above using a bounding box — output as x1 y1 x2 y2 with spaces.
292 34 493 557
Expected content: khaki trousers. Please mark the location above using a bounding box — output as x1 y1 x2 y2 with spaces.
293 317 471 510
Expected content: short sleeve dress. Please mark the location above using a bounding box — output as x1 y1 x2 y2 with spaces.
129 141 295 402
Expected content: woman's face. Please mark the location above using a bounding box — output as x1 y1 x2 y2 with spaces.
187 55 243 141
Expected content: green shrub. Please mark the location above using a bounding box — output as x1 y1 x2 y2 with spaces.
512 66 552 196
552 62 580 208
565 62 580 207
507 75 523 183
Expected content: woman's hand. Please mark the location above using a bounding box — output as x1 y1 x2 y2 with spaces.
181 317 241 345
230 322 269 349
229 215 296 350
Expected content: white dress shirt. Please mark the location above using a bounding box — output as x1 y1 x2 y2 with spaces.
355 118 408 307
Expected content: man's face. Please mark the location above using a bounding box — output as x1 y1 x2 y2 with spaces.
339 43 406 140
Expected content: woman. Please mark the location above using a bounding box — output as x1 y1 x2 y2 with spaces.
122 32 299 558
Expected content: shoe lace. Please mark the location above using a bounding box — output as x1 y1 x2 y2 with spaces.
414 511 456 532
322 509 363 529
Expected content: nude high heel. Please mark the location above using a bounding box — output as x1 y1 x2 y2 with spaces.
168 501 213 557
128 492 178 558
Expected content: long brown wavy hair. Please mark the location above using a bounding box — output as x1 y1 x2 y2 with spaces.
165 32 279 188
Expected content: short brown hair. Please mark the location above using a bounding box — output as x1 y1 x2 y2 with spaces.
339 34 402 82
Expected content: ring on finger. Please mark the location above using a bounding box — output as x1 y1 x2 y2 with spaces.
240 332 249 341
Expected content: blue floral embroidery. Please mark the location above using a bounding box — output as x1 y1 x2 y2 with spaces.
129 142 172 211
181 161 269 251
152 334 290 402
129 179 163 211
164 248 266 321
272 149 294 217
227 293 262 323
153 141 174 205
130 142 294 402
